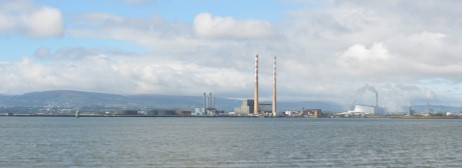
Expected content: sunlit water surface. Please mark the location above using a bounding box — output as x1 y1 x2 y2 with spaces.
1 117 461 167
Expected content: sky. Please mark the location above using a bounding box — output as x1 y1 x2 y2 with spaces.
1 0 462 112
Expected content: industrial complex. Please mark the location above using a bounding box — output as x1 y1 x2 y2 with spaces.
233 55 279 117
2 55 462 118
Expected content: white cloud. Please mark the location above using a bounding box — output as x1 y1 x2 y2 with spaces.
0 50 250 96
194 13 272 39
4 1 462 112
0 14 15 31
62 4 462 110
341 43 391 61
408 32 446 45
22 6 63 37
0 1 63 38
34 47 137 61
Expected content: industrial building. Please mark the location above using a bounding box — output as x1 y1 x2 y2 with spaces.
234 99 277 116
336 85 384 117
235 55 278 116
353 104 376 114
192 108 204 116
304 109 322 118
234 99 254 116
193 92 217 116
259 102 273 115
337 104 385 117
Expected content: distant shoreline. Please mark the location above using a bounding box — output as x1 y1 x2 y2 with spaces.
0 114 237 117
0 114 460 119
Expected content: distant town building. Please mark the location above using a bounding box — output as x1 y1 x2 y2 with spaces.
147 109 176 116
286 108 322 118
147 109 191 116
175 110 192 116
305 109 322 118
115 110 139 115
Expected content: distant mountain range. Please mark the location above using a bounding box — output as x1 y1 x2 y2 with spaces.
0 90 346 112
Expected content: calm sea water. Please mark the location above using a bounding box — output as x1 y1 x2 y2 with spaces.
0 117 461 167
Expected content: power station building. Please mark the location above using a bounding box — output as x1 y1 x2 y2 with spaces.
234 99 254 116
193 92 217 116
234 99 274 116
353 105 376 114
337 104 385 117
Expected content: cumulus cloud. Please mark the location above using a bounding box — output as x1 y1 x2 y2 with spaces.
64 3 462 109
0 51 250 96
68 12 203 56
341 43 391 61
4 0 462 112
0 1 63 38
21 6 63 37
275 1 462 109
0 14 15 31
194 13 272 39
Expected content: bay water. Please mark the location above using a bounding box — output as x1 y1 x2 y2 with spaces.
1 117 461 167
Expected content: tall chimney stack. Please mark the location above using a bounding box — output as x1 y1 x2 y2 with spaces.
209 92 213 109
272 56 277 116
254 54 259 116
203 92 207 111
375 92 378 115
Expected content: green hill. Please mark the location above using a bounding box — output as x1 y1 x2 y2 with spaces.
0 90 344 112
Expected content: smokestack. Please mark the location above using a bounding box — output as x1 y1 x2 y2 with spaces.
213 97 216 109
375 92 378 115
272 56 277 116
203 92 207 111
209 92 213 109
254 54 259 116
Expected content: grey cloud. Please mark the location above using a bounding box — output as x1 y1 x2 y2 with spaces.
33 47 140 61
4 0 462 112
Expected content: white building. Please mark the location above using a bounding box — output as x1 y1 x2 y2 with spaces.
192 108 205 116
338 104 376 116
353 105 375 114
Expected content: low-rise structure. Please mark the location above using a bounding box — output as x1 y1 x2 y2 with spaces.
234 99 254 116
